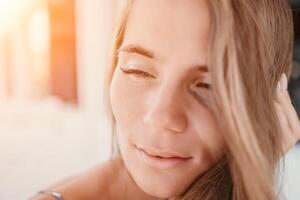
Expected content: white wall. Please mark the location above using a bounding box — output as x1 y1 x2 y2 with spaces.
0 39 7 99
9 24 34 100
0 98 112 200
75 0 116 117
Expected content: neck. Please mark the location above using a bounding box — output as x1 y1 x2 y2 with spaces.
109 154 162 200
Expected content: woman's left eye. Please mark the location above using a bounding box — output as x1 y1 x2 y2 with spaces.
195 82 211 90
190 81 211 105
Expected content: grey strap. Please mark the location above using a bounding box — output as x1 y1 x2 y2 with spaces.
38 190 65 200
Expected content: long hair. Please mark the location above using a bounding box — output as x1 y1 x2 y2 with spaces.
103 1 294 200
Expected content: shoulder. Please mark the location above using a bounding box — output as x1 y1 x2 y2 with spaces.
29 159 118 200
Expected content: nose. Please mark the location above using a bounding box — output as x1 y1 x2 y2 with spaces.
143 85 188 133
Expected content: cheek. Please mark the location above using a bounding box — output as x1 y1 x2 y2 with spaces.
110 70 142 123
110 72 140 170
189 108 225 163
109 69 149 146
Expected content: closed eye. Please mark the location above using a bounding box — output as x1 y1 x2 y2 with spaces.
195 82 211 90
190 81 211 105
120 67 155 78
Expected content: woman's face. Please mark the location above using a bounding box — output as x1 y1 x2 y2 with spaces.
110 0 225 198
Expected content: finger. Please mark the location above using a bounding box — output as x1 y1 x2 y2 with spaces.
274 100 295 152
274 100 290 133
277 88 300 133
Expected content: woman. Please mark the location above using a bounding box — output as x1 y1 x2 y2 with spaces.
31 0 300 199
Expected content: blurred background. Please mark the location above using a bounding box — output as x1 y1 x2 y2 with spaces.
0 0 299 199
0 0 117 199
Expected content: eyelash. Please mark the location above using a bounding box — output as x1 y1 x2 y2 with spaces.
120 67 211 90
195 82 211 90
120 67 155 78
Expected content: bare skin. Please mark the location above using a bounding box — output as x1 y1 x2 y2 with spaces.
29 75 300 200
29 155 161 200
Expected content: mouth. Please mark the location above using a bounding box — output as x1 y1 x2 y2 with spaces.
134 144 193 169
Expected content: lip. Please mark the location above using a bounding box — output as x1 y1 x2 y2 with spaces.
135 145 192 169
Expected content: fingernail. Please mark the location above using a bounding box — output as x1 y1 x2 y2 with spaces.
282 73 288 90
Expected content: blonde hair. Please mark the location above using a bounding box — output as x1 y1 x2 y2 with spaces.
103 0 294 200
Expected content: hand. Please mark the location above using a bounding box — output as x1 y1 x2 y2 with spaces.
274 73 300 154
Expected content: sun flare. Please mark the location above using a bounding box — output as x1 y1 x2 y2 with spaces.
0 0 44 36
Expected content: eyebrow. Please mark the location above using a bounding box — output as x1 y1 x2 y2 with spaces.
196 65 209 73
117 44 155 59
117 44 209 73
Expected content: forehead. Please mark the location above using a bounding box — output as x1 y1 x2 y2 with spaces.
123 0 211 65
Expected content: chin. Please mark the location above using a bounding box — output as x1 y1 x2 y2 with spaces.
137 181 183 198
131 169 190 198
